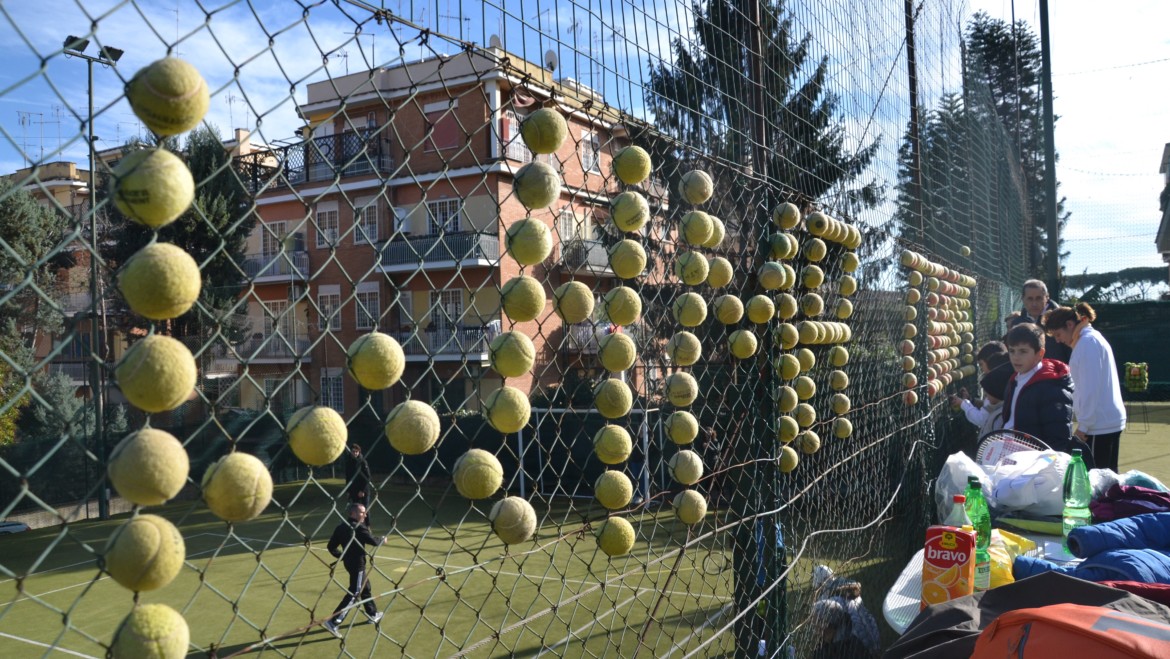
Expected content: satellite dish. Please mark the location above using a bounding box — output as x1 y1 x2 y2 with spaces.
544 49 558 72
489 34 502 49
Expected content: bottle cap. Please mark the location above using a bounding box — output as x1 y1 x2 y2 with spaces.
968 475 981 484
1072 448 1082 456
953 494 966 503
962 524 974 531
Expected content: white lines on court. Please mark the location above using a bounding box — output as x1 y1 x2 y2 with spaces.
0 631 99 658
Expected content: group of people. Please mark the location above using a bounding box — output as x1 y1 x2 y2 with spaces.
951 279 1128 471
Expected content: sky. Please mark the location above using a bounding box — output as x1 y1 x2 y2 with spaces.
0 0 1165 279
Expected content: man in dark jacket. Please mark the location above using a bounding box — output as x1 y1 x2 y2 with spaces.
1006 279 1071 363
344 444 372 509
323 502 385 636
1001 323 1075 452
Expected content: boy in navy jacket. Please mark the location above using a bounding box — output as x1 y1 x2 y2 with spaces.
1000 323 1075 453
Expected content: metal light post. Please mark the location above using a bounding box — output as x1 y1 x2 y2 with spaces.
64 35 123 520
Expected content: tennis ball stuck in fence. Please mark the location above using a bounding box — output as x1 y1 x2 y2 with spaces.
117 242 201 321
500 275 546 322
666 331 702 366
553 280 595 324
111 602 189 659
594 471 634 510
489 331 536 378
519 108 568 154
596 516 635 557
842 252 860 273
961 245 972 257
795 403 816 428
107 428 189 507
127 57 210 137
611 190 650 233
776 294 798 321
776 322 799 350
201 452 273 522
594 425 633 464
839 275 858 297
794 376 816 400
598 332 637 373
594 379 633 419
704 216 726 248
489 496 537 545
797 430 822 455
758 262 786 291
287 405 348 466
115 335 197 414
777 354 800 380
707 256 733 288
513 161 562 209
484 386 531 433
104 514 185 592
664 372 698 407
829 370 850 391
803 238 828 262
453 449 504 500
713 295 744 325
795 348 816 372
745 295 775 324
800 293 824 317
828 346 850 367
608 239 647 279
111 149 195 229
678 170 713 205
672 292 708 327
777 386 798 413
603 286 642 326
673 251 709 286
346 332 405 390
505 218 553 266
673 489 707 525
833 417 854 439
728 329 758 359
778 416 799 444
779 446 800 473
831 393 852 415
801 265 825 289
835 298 854 320
384 400 442 455
612 145 652 185
666 410 699 445
681 210 713 246
773 202 801 229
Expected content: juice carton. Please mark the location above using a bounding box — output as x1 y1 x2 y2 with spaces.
920 524 976 610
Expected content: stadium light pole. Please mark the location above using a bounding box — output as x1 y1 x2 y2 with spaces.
64 35 123 521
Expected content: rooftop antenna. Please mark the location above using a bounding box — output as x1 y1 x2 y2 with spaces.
172 4 182 58
17 111 44 164
331 50 349 75
346 30 376 68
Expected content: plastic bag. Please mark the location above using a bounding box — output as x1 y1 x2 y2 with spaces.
1122 469 1169 492
989 450 1069 516
988 528 1037 589
935 451 989 523
1090 468 1120 501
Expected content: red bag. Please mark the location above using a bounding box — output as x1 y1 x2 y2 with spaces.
972 603 1170 658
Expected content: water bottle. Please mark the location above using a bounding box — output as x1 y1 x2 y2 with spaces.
943 494 971 527
1062 449 1092 553
964 476 992 591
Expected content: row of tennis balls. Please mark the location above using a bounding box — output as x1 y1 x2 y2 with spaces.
772 202 862 247
518 108 655 188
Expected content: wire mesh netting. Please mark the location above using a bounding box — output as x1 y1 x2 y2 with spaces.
0 1 1036 656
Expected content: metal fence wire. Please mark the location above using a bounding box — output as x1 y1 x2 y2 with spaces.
0 0 1033 656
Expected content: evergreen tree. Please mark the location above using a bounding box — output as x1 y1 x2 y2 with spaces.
0 179 73 351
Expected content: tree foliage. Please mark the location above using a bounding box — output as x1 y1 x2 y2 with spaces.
1065 266 1169 302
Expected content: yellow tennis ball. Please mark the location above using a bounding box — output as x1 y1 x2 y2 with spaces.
668 449 704 485
777 323 799 350
598 332 637 372
384 400 442 455
797 430 822 455
500 275 546 322
115 335 196 414
672 292 708 327
835 298 854 320
104 514 185 592
611 191 650 233
846 225 863 249
831 393 852 415
553 281 595 324
127 57 209 137
595 471 634 510
666 410 700 445
776 294 798 321
829 370 850 391
453 449 504 499
520 108 568 154
673 251 710 286
665 372 698 407
111 149 194 229
489 331 536 378
797 321 819 345
795 403 816 428
728 329 758 359
489 496 537 545
777 386 799 413
603 286 642 326
485 386 531 433
801 265 825 289
773 202 801 229
112 603 189 659
594 379 633 419
801 293 824 317
960 245 972 257
833 417 854 439
201 452 272 523
778 416 800 443
594 425 633 464
778 446 800 473
805 212 831 237
794 348 814 372
842 252 860 273
803 238 828 262
107 429 189 507
901 356 917 372
596 516 636 557
758 262 786 291
769 232 792 259
704 216 726 248
346 332 405 390
839 275 858 297
681 210 714 246
514 161 562 209
828 346 850 367
609 239 647 279
780 263 798 290
713 295 744 325
673 489 707 525
287 405 348 466
117 242 200 320
666 331 702 366
745 295 775 324
794 376 816 400
506 218 553 266
777 354 800 380
707 256 733 288
908 271 924 286
678 170 713 204
612 145 652 185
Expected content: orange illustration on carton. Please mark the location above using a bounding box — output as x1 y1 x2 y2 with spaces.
920 525 976 610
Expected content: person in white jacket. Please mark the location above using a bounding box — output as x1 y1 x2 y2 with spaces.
950 363 1012 438
1043 302 1127 471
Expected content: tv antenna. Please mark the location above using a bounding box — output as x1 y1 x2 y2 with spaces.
346 30 376 68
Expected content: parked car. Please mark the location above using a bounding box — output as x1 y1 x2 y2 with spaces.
0 521 30 534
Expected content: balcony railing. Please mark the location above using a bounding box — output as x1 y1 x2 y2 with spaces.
47 361 88 383
233 335 312 361
559 239 613 274
388 325 495 357
241 251 310 281
234 129 394 193
379 232 499 269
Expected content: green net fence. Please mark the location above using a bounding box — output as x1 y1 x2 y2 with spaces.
0 1 1035 656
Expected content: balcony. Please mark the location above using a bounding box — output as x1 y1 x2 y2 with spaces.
234 129 394 193
242 251 310 283
388 324 496 361
232 334 312 363
566 322 606 354
559 239 614 276
47 361 88 384
379 232 499 273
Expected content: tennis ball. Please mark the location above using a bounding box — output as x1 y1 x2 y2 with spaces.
801 265 825 289
489 331 536 378
796 348 816 372
117 243 200 320
668 450 704 485
835 299 854 320
728 330 758 359
745 295 775 324
553 281 595 323
612 145 652 185
453 449 504 499
520 108 568 154
805 212 831 237
777 323 799 350
902 373 918 389
704 216 726 248
780 263 797 289
713 295 744 325
842 252 860 273
794 376 816 400
829 370 850 391
901 356 917 372
908 271 924 286
666 331 702 366
611 190 650 233
777 386 798 413
905 288 922 305
803 238 828 262
506 218 553 266
769 232 794 260
595 471 634 510
706 256 733 288
673 490 707 525
831 393 852 415
485 386 531 433
596 516 636 557
797 321 819 345
672 292 708 327
385 400 442 455
594 425 633 464
115 335 196 414
778 446 800 473
603 286 642 326
756 262 784 291
501 276 546 322
107 429 189 507
794 403 816 428
778 416 799 443
776 294 798 320
201 452 272 522
904 390 919 406
608 239 647 279
127 57 209 137
665 372 698 407
777 354 800 380
666 410 700 445
960 245 971 257
287 405 347 466
347 332 406 390
828 346 850 367
797 430 822 455
904 305 918 322
595 379 633 419
490 496 537 545
110 149 194 229
514 161 562 209
773 202 801 229
104 514 185 591
839 275 858 297
678 170 713 204
112 603 189 659
598 332 637 372
674 251 710 286
833 417 854 439
681 210 714 246
801 293 824 317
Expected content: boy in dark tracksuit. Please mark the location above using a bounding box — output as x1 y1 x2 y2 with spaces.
1001 323 1076 455
323 503 385 636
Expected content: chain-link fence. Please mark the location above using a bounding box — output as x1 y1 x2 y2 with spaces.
1 1 1033 656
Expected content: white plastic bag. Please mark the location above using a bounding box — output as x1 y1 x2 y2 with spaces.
989 450 1068 516
934 451 989 523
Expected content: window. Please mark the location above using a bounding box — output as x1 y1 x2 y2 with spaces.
427 199 462 235
557 209 596 242
263 300 292 338
425 99 460 151
355 201 378 244
318 291 341 331
262 221 287 257
397 294 415 327
320 368 344 413
580 129 601 173
503 111 532 163
356 284 380 330
429 289 463 330
264 378 292 410
315 208 340 247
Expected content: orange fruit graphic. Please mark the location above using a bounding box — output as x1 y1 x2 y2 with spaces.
922 580 949 606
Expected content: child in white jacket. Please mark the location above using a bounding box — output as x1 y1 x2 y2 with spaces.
951 363 1012 437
